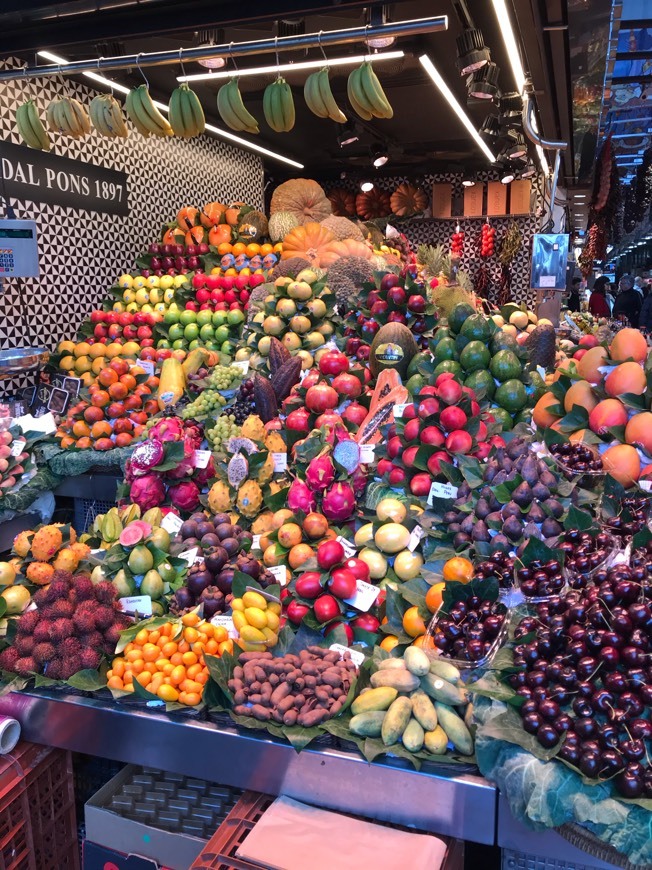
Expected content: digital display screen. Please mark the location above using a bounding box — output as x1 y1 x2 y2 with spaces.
0 229 34 239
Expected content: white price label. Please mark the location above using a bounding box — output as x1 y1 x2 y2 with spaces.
134 359 155 376
251 534 262 551
359 443 375 464
641 480 652 492
336 536 357 559
536 365 546 382
324 339 339 350
178 547 199 566
408 525 425 552
343 579 380 612
394 403 408 418
299 368 310 383
119 595 152 616
10 439 25 458
193 449 212 469
232 359 250 375
90 548 105 557
267 564 288 586
329 644 365 667
161 512 183 535
427 481 458 506
210 614 236 637
272 452 287 473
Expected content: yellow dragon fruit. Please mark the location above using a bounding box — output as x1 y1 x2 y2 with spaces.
13 530 33 557
54 522 76 543
257 453 274 486
237 481 263 519
265 431 285 453
241 415 266 442
208 480 232 514
31 525 63 562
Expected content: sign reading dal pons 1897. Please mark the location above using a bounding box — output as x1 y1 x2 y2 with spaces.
0 140 129 216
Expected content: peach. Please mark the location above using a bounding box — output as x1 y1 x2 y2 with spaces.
602 443 640 488
609 328 648 363
625 412 652 455
604 361 647 397
588 398 628 435
577 346 609 384
563 380 598 415
532 391 561 429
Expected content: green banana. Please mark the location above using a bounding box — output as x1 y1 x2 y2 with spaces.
168 86 186 136
89 96 109 135
359 62 393 119
60 98 81 136
317 68 346 122
225 78 259 134
133 85 172 136
304 70 328 118
350 66 376 115
278 79 295 131
217 80 245 131
17 102 49 150
185 86 205 136
125 88 150 136
106 96 128 137
347 68 372 120
46 101 59 132
70 98 91 134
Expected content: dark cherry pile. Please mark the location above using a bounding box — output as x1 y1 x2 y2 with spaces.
632 541 652 591
559 530 614 589
432 596 508 663
510 563 652 798
232 379 256 425
474 551 516 590
548 442 603 477
517 558 564 599
603 494 650 540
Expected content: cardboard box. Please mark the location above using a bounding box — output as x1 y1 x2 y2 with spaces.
83 841 166 870
463 184 484 217
486 181 507 216
509 179 532 214
85 766 206 870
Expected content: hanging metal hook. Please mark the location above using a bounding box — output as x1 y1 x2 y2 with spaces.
178 47 187 81
228 42 238 74
317 30 328 63
274 36 280 76
136 53 149 88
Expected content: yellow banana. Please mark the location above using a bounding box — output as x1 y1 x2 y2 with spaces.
347 68 373 120
61 98 82 136
317 68 346 123
70 98 91 134
46 101 59 132
134 85 172 136
107 96 128 137
304 70 328 118
360 62 393 119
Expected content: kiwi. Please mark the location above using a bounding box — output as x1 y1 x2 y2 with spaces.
503 515 523 541
541 517 563 538
512 482 534 508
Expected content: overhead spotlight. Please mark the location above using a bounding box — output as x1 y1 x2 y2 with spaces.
365 6 397 48
507 133 527 159
479 114 501 140
520 162 536 178
371 144 389 168
462 174 476 187
338 122 359 147
467 62 500 100
360 180 374 192
500 162 515 184
196 30 226 69
498 91 522 128
456 28 490 75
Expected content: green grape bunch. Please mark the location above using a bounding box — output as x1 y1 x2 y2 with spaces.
205 413 242 453
207 365 245 391
180 390 227 421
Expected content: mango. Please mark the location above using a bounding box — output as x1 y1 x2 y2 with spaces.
382 696 412 746
410 689 438 731
370 669 420 693
350 711 386 738
351 686 398 715
403 646 430 677
402 717 425 753
424 726 448 755
435 703 474 755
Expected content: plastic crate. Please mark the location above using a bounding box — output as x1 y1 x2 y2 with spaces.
502 849 610 870
0 742 79 870
73 498 116 535
191 792 464 870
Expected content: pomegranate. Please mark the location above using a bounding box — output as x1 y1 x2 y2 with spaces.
305 384 339 413
331 372 362 398
319 350 349 376
286 408 311 432
343 402 367 426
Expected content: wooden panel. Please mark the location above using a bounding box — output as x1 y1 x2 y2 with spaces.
509 180 532 214
463 184 484 217
432 183 452 218
487 181 507 216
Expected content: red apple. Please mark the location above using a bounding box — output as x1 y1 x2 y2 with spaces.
327 567 357 600
313 594 341 624
287 600 310 626
410 472 433 496
294 571 323 599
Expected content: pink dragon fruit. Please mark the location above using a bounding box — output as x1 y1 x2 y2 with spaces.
149 417 185 443
322 481 356 522
287 478 316 513
194 455 216 487
129 473 166 512
351 466 368 498
305 453 336 492
168 480 200 513
183 420 203 451
165 436 196 481
127 439 165 480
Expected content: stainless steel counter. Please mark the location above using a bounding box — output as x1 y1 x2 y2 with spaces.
0 689 497 844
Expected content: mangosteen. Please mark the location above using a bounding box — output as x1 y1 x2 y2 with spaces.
527 502 547 524
180 520 198 539
475 498 491 520
186 568 213 599
532 482 551 501
204 546 228 575
512 482 534 508
236 556 261 579
190 512 207 525
502 501 521 519
503 515 524 542
232 525 243 537
221 537 240 557
170 587 194 612
196 521 215 540
215 522 235 541
181 536 200 550
216 568 235 594
212 513 231 527
240 531 253 546
545 499 564 519
472 520 491 542
520 456 539 486
199 586 225 619
541 517 563 538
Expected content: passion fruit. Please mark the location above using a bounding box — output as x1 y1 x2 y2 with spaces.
374 522 411 554
1 584 30 614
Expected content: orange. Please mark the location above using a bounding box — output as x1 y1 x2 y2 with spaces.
217 640 233 656
75 436 93 449
119 373 137 392
142 643 159 662
380 635 399 652
442 556 474 584
231 242 246 256
245 243 261 257
213 626 228 643
182 612 200 627
402 606 426 638
182 692 202 707
183 626 199 644
136 671 152 687
60 435 76 449
260 243 273 256
217 242 233 255
107 676 124 690
182 651 198 667
90 421 112 440
72 420 91 438
98 368 118 387
109 381 128 400
157 684 180 702
135 629 149 646
425 582 446 614
162 641 177 658
273 242 283 253
90 390 110 408
277 522 303 549
112 659 126 678
204 639 219 655
413 634 436 651
170 665 186 685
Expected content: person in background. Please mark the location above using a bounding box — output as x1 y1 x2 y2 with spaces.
567 277 582 312
634 276 647 299
639 285 652 333
613 274 642 327
589 276 612 317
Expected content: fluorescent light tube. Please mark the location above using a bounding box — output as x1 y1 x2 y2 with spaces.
419 54 495 162
490 0 526 95
178 51 404 82
37 50 304 168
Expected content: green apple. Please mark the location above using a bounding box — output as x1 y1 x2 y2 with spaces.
212 310 228 327
168 323 184 341
227 309 245 327
188 339 200 350
172 339 186 350
184 323 199 341
215 324 231 343
199 323 215 341
179 310 197 327
197 310 213 327
156 339 171 349
164 309 180 325
221 340 235 355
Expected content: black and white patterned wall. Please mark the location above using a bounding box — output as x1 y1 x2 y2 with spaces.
322 170 541 308
0 58 263 395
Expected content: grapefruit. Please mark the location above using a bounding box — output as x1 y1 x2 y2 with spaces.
576 346 608 384
604 361 647 397
533 391 561 428
602 443 640 488
610 328 648 363
625 412 652 455
563 380 598 414
588 398 628 435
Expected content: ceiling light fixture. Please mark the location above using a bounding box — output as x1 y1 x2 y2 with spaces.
500 163 515 184
365 6 397 48
456 28 491 75
507 132 527 159
467 61 500 100
462 174 476 187
520 162 536 178
177 50 404 82
479 114 501 140
360 180 374 192
338 122 359 147
371 144 389 168
37 49 304 168
419 54 496 163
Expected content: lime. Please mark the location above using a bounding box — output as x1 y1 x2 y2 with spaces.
465 369 496 399
406 373 426 395
513 408 531 425
495 379 527 412
434 336 458 361
490 349 523 382
448 302 476 334
434 359 463 378
490 406 513 431
460 313 493 342
407 351 431 378
460 340 491 373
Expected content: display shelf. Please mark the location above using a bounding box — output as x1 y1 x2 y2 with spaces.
0 689 497 845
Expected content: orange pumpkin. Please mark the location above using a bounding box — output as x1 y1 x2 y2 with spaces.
185 225 206 246
318 238 372 267
390 183 428 217
327 187 356 217
176 206 199 231
162 226 186 246
209 224 233 247
356 189 391 220
281 223 372 268
200 201 227 228
225 202 246 226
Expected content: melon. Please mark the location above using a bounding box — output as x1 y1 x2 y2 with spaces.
602 443 641 488
604 361 647 397
576 346 608 384
625 412 652 455
563 380 598 414
609 328 648 363
369 323 419 378
532 391 561 429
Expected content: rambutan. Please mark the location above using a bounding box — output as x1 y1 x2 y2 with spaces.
43 579 70 604
32 588 50 608
94 581 117 605
0 647 19 672
48 618 74 641
95 606 116 631
59 637 81 658
50 568 72 586
44 658 64 680
50 600 75 619
76 599 96 614
33 621 51 643
14 635 35 656
17 610 39 634
73 576 94 601
32 642 56 665
79 649 101 670
72 610 96 634
14 656 36 676
79 631 103 649
59 656 81 679
103 624 124 647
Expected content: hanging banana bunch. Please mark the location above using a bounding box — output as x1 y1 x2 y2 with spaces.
217 78 259 134
16 100 50 151
263 77 296 132
46 97 91 137
125 85 173 138
168 83 206 138
89 94 128 138
303 68 346 123
347 62 393 120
